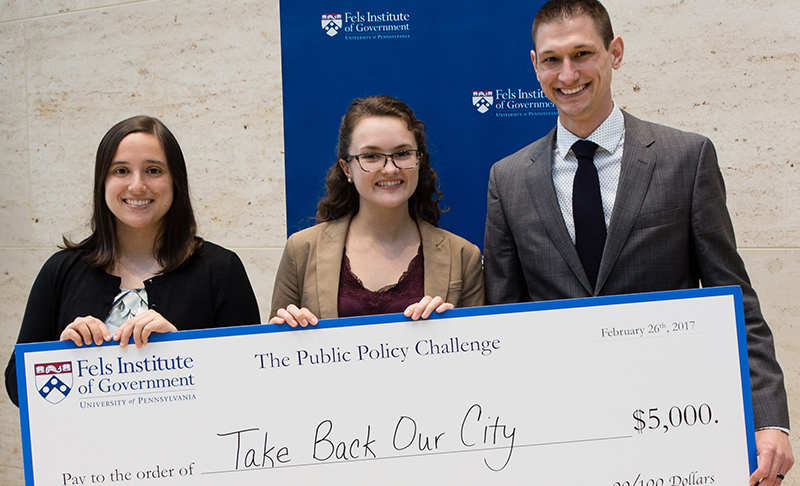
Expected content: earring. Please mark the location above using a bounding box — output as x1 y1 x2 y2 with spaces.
347 177 353 184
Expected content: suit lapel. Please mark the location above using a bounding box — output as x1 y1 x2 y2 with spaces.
526 129 594 294
316 216 349 317
595 113 656 293
419 221 450 298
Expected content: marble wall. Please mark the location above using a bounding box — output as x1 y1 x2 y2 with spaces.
1 0 797 484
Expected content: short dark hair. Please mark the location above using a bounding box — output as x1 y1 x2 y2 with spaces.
316 95 444 226
532 0 614 50
64 115 202 273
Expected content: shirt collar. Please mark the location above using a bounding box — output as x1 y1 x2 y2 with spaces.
556 104 624 156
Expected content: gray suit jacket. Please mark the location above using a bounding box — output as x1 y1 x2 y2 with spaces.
271 216 484 319
484 111 788 429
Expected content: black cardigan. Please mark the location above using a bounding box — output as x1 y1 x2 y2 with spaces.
5 241 261 405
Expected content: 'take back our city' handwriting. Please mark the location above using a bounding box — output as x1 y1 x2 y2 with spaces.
215 403 516 473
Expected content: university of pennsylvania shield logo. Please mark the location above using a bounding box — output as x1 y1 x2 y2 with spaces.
472 90 494 114
35 361 73 404
321 13 342 37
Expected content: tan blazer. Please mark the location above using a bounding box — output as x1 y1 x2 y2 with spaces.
270 216 484 319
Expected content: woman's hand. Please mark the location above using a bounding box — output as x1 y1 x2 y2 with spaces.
60 316 112 346
270 304 319 328
404 296 454 320
114 310 178 348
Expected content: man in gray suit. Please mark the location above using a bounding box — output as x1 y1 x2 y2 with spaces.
483 0 793 483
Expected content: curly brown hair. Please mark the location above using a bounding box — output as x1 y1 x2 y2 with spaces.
316 95 444 226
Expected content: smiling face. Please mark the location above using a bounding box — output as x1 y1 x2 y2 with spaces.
104 132 174 237
532 15 624 138
338 116 420 216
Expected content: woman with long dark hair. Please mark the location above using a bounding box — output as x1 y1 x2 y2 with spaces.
5 116 260 405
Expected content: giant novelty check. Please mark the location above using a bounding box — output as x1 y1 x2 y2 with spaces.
16 287 756 485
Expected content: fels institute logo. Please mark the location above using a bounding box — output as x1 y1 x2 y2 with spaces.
35 361 73 404
322 13 343 37
472 90 494 114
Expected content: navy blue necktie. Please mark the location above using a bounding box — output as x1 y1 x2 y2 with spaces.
572 140 606 288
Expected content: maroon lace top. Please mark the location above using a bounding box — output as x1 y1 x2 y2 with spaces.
338 246 424 318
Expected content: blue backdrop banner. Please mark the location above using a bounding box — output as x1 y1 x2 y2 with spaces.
280 1 554 248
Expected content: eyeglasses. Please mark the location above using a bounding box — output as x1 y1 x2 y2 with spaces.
347 149 421 172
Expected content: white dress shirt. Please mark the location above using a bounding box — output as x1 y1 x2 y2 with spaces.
552 105 625 243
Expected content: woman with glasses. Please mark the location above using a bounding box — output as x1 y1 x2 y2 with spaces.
5 116 260 406
270 95 484 326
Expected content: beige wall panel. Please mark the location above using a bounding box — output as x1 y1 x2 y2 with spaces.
23 0 285 248
0 0 133 23
0 467 24 486
235 248 283 321
0 22 32 246
608 0 800 248
742 249 800 485
0 249 53 484
742 250 800 402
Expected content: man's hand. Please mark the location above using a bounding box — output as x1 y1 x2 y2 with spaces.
750 429 794 485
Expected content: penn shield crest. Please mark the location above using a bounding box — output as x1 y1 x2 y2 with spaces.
35 361 73 404
321 13 343 37
472 90 494 114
